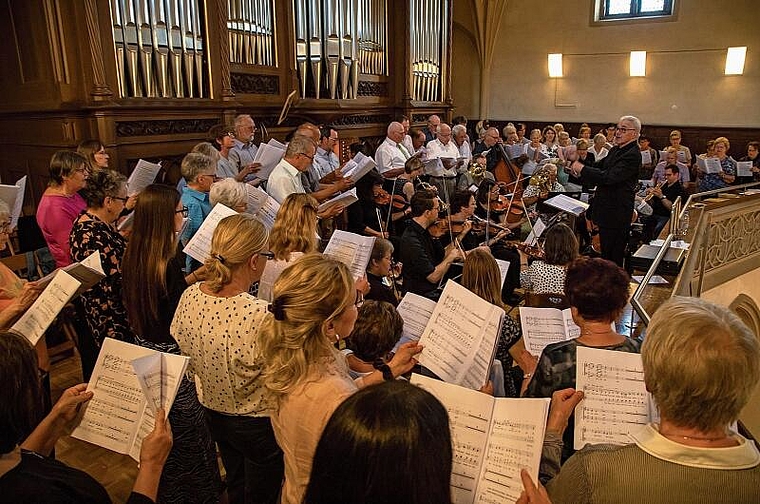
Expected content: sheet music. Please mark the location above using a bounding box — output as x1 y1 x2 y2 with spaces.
127 159 161 196
72 339 189 462
676 150 686 163
36 250 106 297
640 150 652 165
132 353 162 413
543 194 589 216
322 230 375 280
495 259 510 288
182 204 237 263
11 270 80 345
0 182 20 230
245 185 280 230
252 140 286 179
117 211 134 231
697 157 722 174
523 218 546 246
317 188 358 213
519 307 580 356
417 280 501 389
393 292 436 351
10 176 26 229
475 398 550 504
342 154 377 182
507 144 524 159
574 347 649 450
411 375 549 504
737 161 753 177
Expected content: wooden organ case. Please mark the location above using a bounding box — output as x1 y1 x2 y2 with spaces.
0 0 453 211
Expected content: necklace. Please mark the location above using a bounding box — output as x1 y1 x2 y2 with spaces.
660 429 729 442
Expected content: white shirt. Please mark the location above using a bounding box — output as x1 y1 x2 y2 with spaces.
457 140 472 165
402 134 415 156
267 158 305 204
426 138 460 160
590 146 609 161
374 137 407 175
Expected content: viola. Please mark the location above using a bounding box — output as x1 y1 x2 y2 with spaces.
373 188 391 206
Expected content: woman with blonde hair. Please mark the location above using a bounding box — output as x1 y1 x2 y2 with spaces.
172 213 283 504
257 192 319 301
698 136 736 191
257 254 421 504
461 248 527 397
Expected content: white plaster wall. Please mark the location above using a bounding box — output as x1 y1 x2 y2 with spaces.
452 0 760 126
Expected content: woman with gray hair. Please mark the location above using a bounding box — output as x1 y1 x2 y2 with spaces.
210 178 248 213
540 296 760 503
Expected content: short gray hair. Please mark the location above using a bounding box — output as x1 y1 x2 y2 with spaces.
181 152 215 182
452 124 466 137
191 142 221 164
235 114 253 128
210 178 247 209
643 296 760 432
285 135 316 158
387 121 404 136
619 115 641 134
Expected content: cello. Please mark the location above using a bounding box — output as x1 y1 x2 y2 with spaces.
493 143 526 223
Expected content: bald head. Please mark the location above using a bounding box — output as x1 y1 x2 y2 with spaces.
484 127 500 147
296 122 320 143
436 123 452 145
387 122 405 143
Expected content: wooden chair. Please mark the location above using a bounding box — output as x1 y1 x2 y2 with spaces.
0 252 41 280
524 291 570 310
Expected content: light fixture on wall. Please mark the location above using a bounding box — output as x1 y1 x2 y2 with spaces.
725 46 747 75
629 51 646 76
548 53 563 78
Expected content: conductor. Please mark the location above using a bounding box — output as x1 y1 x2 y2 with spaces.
570 115 642 267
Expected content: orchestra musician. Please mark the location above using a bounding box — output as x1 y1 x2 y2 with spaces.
570 116 642 267
641 164 687 241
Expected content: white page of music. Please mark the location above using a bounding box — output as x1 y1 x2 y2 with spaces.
411 374 493 504
640 150 652 165
475 397 550 504
519 307 579 356
322 229 375 280
343 155 377 182
495 259 510 288
574 347 649 450
393 292 436 351
11 270 80 345
245 185 280 230
183 204 237 262
737 161 753 177
523 218 546 246
317 187 358 213
543 194 589 216
72 339 188 461
10 176 26 229
252 141 286 179
697 156 722 174
418 280 500 389
127 159 161 196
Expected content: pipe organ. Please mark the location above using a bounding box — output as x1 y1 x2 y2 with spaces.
109 0 208 98
0 0 453 211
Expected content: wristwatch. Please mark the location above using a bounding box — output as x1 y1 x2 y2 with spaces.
377 363 394 381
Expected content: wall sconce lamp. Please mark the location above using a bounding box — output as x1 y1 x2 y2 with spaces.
548 53 563 78
630 51 646 76
725 47 746 75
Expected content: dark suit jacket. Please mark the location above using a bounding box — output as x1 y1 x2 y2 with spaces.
581 140 640 228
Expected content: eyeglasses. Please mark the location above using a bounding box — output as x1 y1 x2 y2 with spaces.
110 195 129 203
258 250 275 260
615 126 636 133
225 131 236 138
175 206 189 217
300 152 314 161
202 173 220 181
354 290 364 308
329 136 339 141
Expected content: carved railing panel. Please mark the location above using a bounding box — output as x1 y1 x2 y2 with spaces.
703 209 760 272
409 0 447 102
227 0 276 66
109 0 208 98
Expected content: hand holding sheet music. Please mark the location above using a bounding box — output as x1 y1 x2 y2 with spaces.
322 229 375 280
11 270 81 345
127 160 162 196
182 204 237 263
519 307 581 356
245 185 280 230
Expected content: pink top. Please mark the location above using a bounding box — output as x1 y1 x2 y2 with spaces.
36 192 86 267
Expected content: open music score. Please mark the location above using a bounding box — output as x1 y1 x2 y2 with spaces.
0 175 26 229
11 270 81 345
412 375 549 504
340 152 377 182
127 159 161 197
574 347 650 450
251 138 287 180
322 229 375 280
71 339 189 462
417 280 503 390
245 185 280 231
519 307 581 356
392 292 437 352
182 203 237 263
36 250 106 298
317 187 359 214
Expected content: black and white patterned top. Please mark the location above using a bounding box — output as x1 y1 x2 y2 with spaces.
171 283 273 416
520 260 567 294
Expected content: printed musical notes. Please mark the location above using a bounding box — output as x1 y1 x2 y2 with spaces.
11 270 80 345
251 139 287 180
71 339 189 461
322 229 375 280
412 375 550 504
127 159 161 196
392 292 437 351
418 280 502 390
182 203 237 263
519 307 581 356
245 184 280 230
317 188 359 214
574 347 650 450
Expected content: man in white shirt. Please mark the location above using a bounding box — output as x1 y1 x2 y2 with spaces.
267 135 314 204
375 122 409 179
400 115 415 155
426 123 461 198
452 124 472 165
312 126 340 180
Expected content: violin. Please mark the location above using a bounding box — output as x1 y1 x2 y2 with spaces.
515 242 545 260
427 218 450 238
373 188 391 206
373 188 409 211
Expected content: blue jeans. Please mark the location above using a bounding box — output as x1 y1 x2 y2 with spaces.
205 409 284 504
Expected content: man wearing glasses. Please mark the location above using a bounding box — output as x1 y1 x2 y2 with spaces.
472 127 505 173
570 115 642 267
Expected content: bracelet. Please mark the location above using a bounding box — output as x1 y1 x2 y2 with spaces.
377 363 394 381
190 271 197 281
